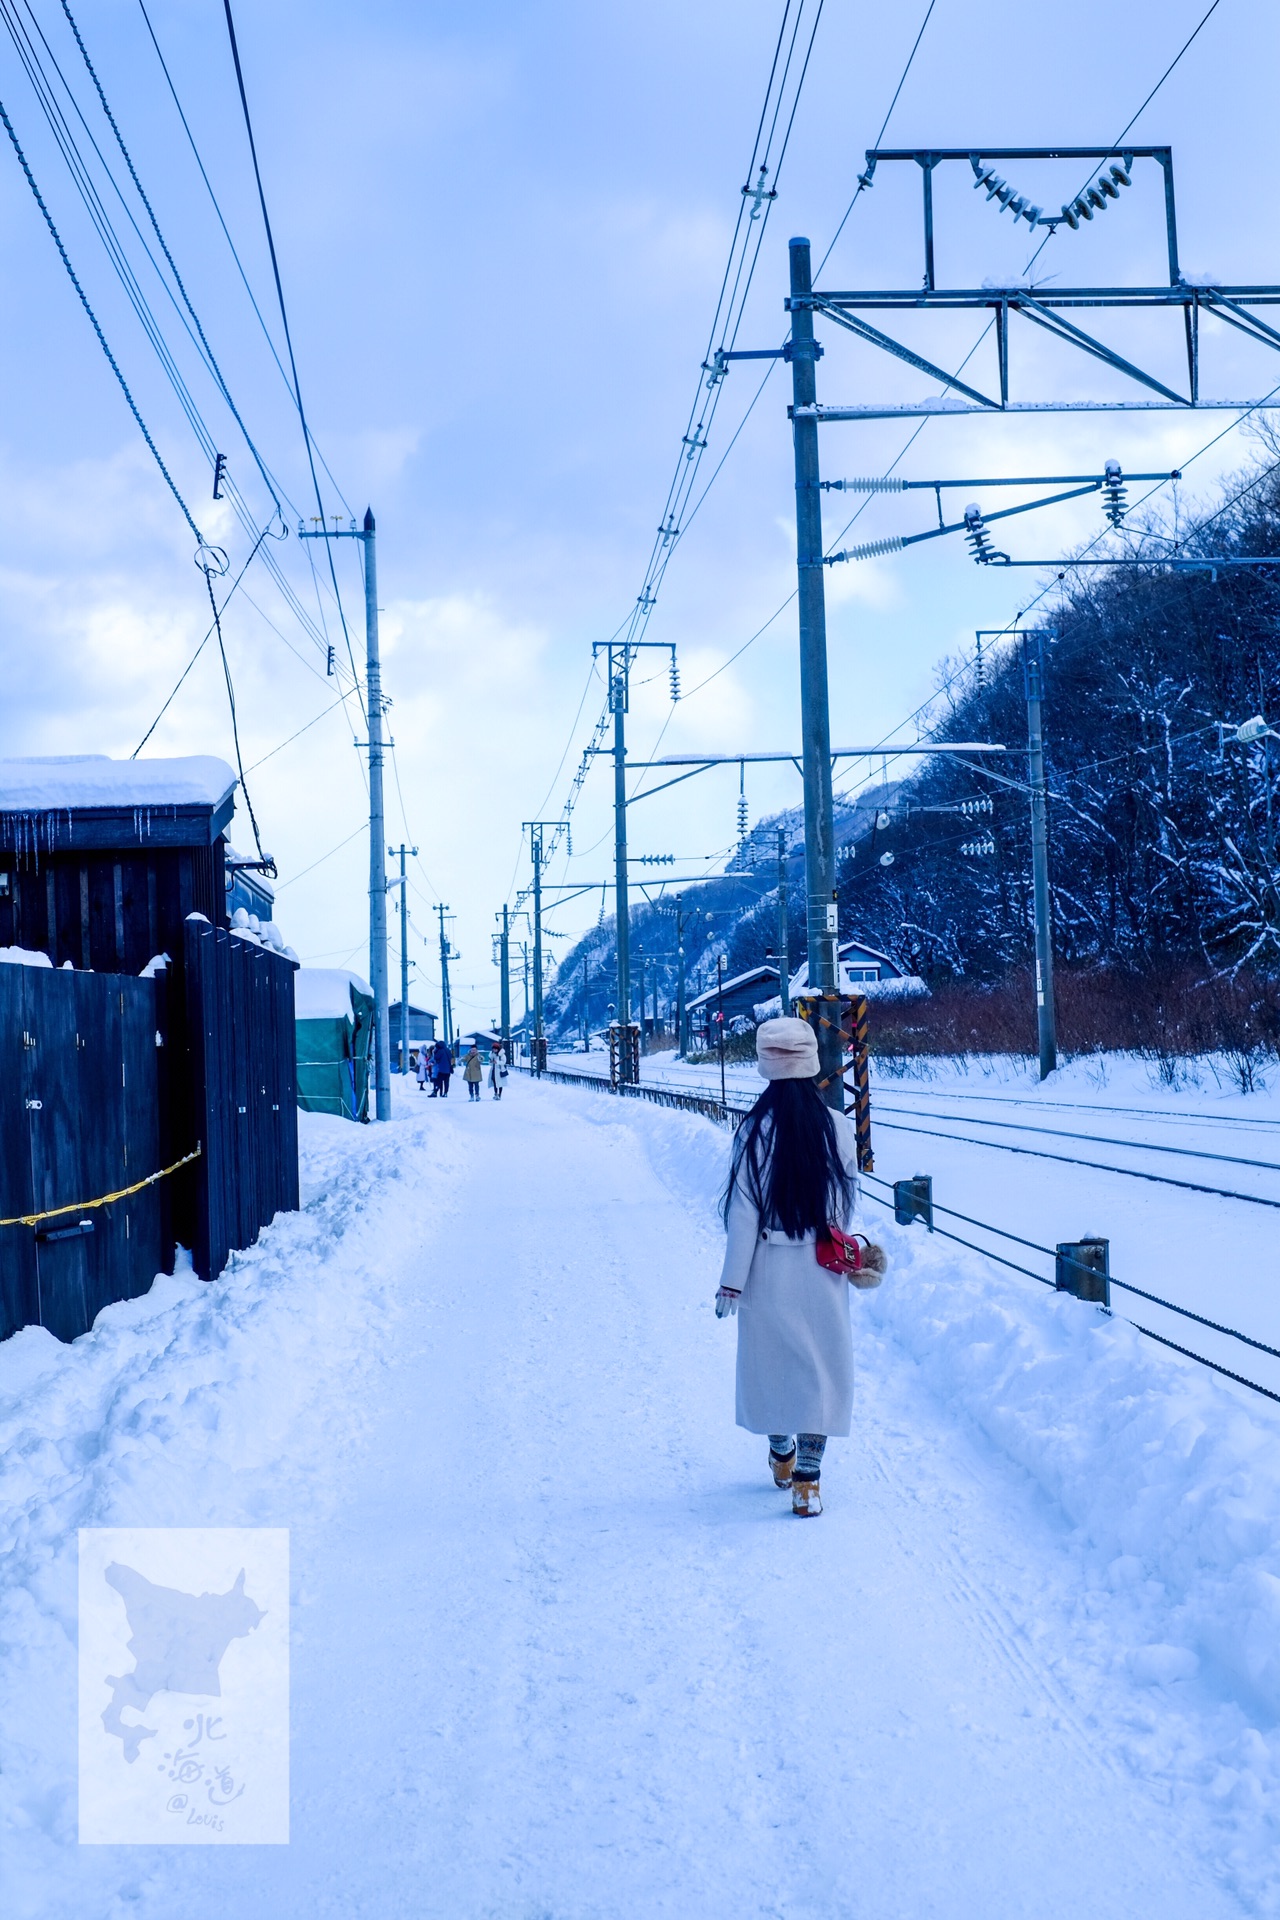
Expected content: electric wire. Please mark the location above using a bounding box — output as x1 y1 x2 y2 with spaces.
0 90 201 539
0 0 361 720
219 0 359 689
54 0 280 512
132 523 272 754
536 0 831 886
203 563 266 859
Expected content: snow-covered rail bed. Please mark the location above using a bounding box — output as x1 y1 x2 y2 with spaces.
4 1080 1280 1915
551 1050 1280 1398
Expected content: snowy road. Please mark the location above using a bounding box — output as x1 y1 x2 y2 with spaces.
4 1079 1280 1915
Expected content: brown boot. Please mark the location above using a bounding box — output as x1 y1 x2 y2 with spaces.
769 1446 796 1489
792 1477 822 1517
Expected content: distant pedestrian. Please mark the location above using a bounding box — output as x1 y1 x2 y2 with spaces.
463 1043 483 1101
415 1046 430 1092
489 1042 507 1099
714 1017 875 1518
431 1037 453 1098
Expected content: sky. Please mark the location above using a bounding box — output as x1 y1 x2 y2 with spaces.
1 0 1277 1029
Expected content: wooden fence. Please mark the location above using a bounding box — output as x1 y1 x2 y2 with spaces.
0 962 170 1343
182 917 299 1284
0 925 299 1344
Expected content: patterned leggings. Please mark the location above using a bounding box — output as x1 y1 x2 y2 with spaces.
768 1433 826 1482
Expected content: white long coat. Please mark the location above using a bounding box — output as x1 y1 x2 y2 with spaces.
717 1108 860 1437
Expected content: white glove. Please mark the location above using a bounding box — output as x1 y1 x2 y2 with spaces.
715 1288 741 1319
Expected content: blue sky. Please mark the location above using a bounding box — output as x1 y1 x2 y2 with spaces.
0 0 1275 1024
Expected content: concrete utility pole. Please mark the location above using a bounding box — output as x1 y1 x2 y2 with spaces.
436 903 455 1049
1023 635 1057 1078
299 506 390 1119
391 843 416 1075
531 825 545 1074
675 894 687 1058
524 821 561 1076
611 660 632 1073
776 827 792 1017
788 237 842 1109
499 904 511 1050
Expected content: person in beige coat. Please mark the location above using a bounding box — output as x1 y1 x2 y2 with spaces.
715 1016 862 1517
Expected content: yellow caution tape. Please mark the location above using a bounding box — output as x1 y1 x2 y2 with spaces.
0 1144 203 1229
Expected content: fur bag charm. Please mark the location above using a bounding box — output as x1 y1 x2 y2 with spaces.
816 1226 887 1289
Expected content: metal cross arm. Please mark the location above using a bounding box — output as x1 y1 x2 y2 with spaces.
849 146 1178 285
625 744 1004 802
774 142 1280 411
634 746 1006 764
825 481 1133 566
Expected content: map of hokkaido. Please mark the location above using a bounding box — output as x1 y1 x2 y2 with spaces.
101 1563 265 1763
79 1528 289 1845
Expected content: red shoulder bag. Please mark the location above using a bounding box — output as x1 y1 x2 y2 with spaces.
816 1226 886 1289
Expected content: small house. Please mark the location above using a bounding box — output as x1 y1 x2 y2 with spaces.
788 939 905 996
388 999 438 1073
686 964 780 1050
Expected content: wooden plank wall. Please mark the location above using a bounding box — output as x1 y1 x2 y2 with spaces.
0 841 225 973
183 919 299 1282
0 965 171 1343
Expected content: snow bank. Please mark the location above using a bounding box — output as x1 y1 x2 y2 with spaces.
0 754 236 812
578 1088 1280 1726
863 1218 1280 1721
294 966 373 1020
0 1108 470 1907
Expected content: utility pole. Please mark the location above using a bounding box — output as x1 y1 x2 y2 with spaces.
524 821 561 1076
1023 634 1057 1078
391 843 416 1076
498 904 511 1051
776 827 792 1017
611 657 632 1077
716 952 727 1109
675 894 687 1058
592 639 675 1083
300 507 390 1120
788 237 842 1108
436 903 455 1049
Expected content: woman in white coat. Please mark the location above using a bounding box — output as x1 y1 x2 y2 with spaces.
715 1016 861 1517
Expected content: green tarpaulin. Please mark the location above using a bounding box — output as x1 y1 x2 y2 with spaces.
294 968 375 1121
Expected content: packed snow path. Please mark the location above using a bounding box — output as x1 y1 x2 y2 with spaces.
4 1081 1280 1916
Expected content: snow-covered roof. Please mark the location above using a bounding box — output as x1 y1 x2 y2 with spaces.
294 967 374 1022
0 755 236 812
686 964 780 1013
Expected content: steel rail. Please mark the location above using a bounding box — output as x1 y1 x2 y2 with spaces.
874 1118 1280 1208
873 1103 1280 1174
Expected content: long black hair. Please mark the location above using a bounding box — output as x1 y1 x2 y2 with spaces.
721 1078 854 1237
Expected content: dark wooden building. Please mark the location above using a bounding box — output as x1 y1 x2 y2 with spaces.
0 754 236 970
0 756 299 1340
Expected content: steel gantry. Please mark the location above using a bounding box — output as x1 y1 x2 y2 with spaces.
712 145 1280 1096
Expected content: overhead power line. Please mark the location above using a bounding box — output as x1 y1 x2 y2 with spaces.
0 90 202 539
219 0 359 689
